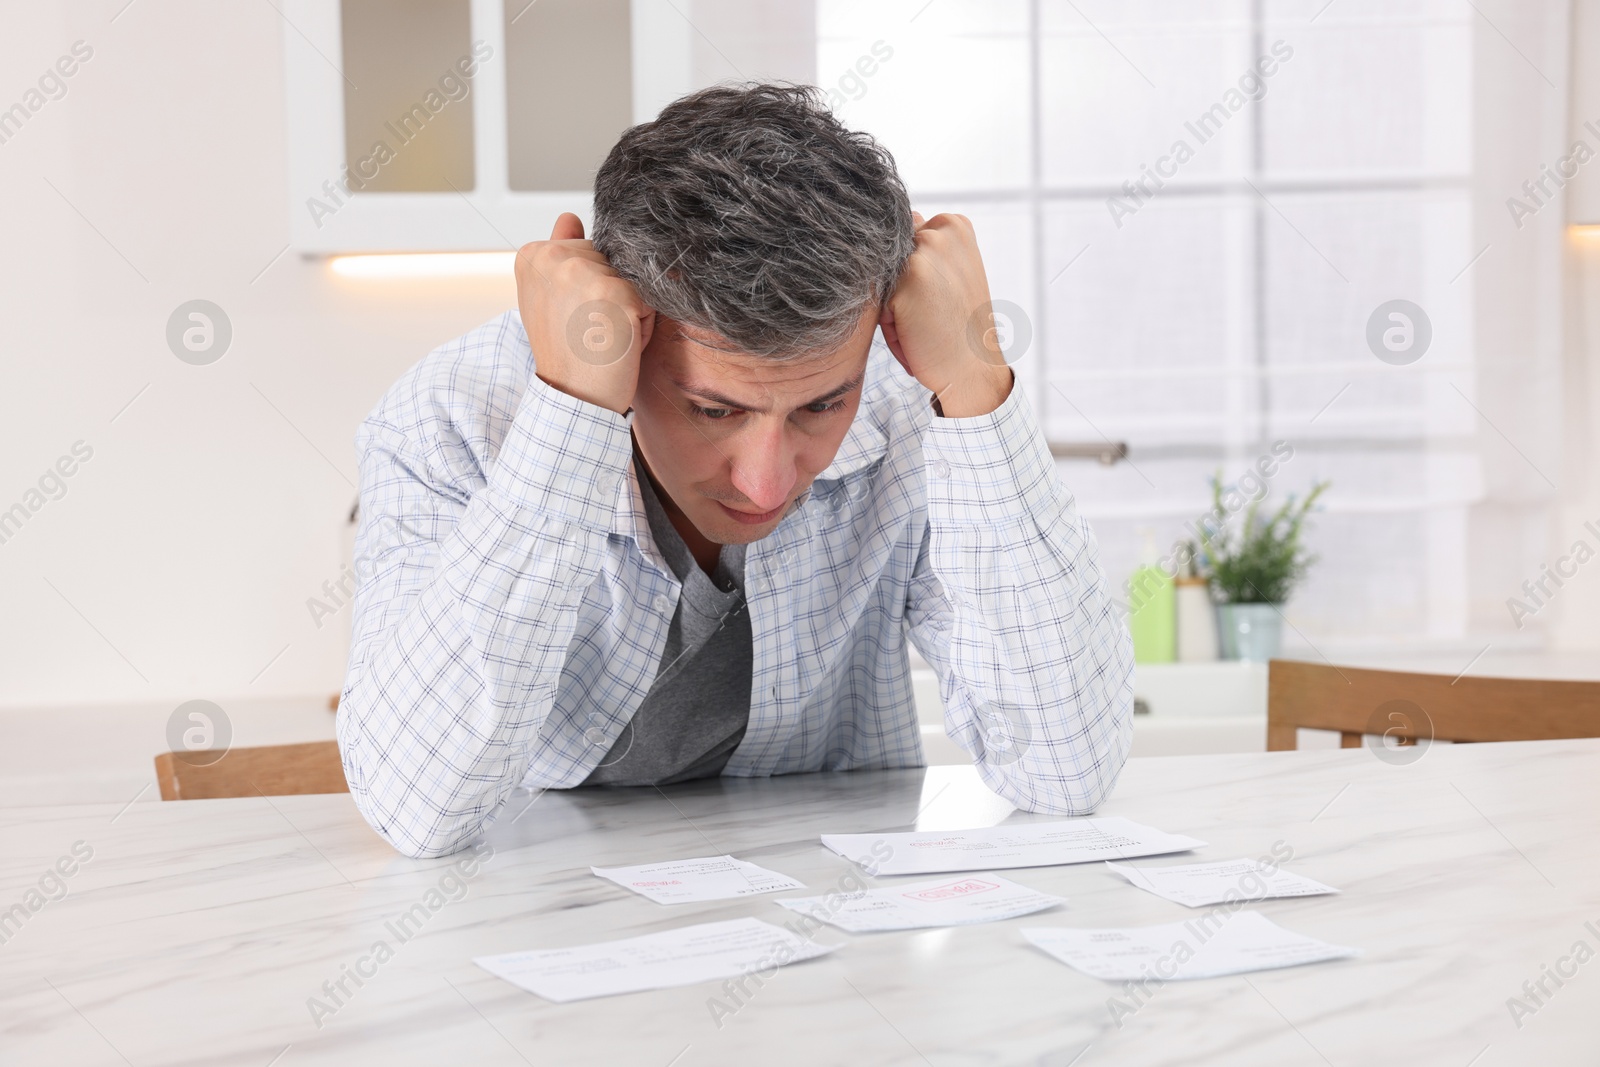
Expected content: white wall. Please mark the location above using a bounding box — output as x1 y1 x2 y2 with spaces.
1547 0 1600 649
1461 0 1571 641
0 2 516 708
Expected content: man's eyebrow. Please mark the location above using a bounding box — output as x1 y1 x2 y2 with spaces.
805 373 866 405
672 372 865 413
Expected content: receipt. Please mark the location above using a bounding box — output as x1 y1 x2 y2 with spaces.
592 855 805 904
822 817 1204 876
1106 858 1338 909
1023 911 1357 981
778 874 1064 932
475 918 837 1003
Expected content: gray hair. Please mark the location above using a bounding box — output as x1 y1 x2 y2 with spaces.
592 82 914 358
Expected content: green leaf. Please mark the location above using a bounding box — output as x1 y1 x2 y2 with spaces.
1197 477 1330 605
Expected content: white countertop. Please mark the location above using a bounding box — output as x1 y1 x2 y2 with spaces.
2 739 1596 1064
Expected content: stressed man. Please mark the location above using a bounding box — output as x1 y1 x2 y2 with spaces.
338 84 1133 858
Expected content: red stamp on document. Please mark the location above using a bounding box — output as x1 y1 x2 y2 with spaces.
905 878 999 902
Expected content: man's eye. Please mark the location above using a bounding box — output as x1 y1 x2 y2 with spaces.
806 400 845 415
693 405 736 421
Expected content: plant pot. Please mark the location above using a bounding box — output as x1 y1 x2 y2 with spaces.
1215 603 1283 662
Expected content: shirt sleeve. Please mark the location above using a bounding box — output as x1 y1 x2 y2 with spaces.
905 381 1135 814
337 372 632 857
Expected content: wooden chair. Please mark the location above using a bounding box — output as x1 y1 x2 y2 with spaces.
1267 659 1600 750
154 741 349 800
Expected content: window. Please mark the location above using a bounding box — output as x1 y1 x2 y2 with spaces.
823 0 1558 650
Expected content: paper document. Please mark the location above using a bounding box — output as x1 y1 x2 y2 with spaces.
1022 910 1357 981
474 918 836 1003
821 817 1204 876
1106 859 1338 909
777 874 1064 933
592 855 805 904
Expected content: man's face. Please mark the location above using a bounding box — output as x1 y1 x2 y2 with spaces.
629 304 878 546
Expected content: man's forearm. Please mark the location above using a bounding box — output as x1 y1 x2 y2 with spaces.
913 382 1134 813
931 364 1013 419
339 375 633 857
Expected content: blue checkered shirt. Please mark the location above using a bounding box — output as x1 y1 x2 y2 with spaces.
338 312 1134 857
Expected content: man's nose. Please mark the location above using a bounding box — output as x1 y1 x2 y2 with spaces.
728 424 799 512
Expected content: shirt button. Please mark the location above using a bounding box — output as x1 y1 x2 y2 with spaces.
930 458 951 478
653 594 671 613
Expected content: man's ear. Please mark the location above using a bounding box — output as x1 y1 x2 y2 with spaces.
629 315 678 416
877 300 909 375
635 302 659 355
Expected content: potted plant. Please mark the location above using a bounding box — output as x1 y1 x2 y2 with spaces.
1194 477 1329 662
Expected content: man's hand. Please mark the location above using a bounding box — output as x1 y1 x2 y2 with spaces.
515 212 655 415
878 212 1014 418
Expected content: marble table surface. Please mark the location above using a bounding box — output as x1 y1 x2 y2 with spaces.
2 739 1597 1066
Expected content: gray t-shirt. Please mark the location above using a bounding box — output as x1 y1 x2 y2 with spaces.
580 461 753 787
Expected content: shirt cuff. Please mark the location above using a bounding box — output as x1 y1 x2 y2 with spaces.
921 380 1059 526
488 371 633 531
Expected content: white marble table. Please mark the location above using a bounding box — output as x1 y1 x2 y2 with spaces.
2 740 1597 1066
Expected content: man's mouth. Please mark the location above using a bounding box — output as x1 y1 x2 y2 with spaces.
716 501 786 525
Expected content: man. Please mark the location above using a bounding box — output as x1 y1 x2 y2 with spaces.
338 83 1132 859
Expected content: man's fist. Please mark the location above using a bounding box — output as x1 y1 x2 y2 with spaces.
515 212 655 415
877 212 1013 418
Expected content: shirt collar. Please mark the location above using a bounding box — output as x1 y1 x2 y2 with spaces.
814 342 895 484
812 408 888 484
610 447 653 548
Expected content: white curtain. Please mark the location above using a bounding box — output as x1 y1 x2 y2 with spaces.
817 0 1568 651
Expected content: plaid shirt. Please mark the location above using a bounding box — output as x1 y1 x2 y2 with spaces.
338 312 1133 857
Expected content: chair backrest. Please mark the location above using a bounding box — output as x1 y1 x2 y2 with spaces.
154 741 349 800
1267 659 1600 751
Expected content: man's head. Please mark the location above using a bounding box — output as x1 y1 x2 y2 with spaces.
592 83 914 547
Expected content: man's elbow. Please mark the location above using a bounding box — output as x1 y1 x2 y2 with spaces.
979 708 1133 814
338 734 494 859
985 766 1121 816
350 788 492 859
383 823 484 860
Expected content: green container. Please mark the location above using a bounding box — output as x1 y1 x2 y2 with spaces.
1127 564 1176 663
